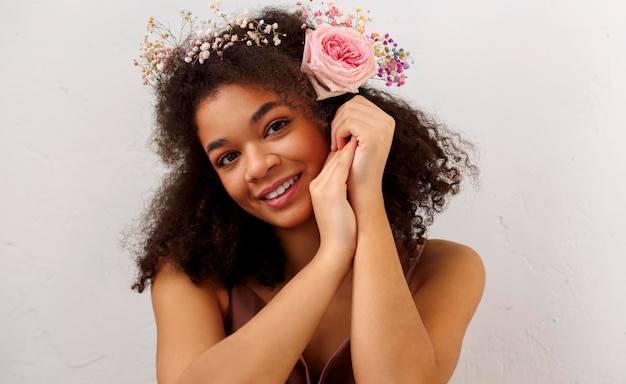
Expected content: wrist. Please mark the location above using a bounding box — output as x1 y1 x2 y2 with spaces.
350 189 386 218
312 243 355 276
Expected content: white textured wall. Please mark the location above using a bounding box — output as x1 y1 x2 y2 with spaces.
1 0 624 382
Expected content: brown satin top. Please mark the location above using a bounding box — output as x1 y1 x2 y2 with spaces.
223 244 425 383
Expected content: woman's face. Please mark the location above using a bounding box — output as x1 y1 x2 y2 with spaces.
196 84 330 229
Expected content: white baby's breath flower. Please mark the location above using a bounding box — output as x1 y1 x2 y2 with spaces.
136 1 285 85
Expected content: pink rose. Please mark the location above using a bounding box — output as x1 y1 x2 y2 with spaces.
301 24 377 100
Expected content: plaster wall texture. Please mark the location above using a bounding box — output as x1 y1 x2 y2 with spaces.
1 0 624 383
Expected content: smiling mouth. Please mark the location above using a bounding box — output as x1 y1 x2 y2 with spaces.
262 175 299 200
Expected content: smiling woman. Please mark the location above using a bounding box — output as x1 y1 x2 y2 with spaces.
130 2 484 383
196 85 329 228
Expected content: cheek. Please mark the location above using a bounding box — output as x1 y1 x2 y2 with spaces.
309 146 328 170
309 133 331 168
219 175 245 203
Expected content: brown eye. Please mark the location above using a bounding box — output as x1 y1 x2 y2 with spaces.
266 120 289 136
217 151 240 167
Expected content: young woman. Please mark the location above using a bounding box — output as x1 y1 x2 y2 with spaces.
132 6 485 384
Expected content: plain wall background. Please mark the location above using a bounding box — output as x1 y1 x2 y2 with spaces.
1 0 625 382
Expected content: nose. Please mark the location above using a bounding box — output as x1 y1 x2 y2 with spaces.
244 144 280 182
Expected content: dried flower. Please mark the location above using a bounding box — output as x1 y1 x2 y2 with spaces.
134 0 285 86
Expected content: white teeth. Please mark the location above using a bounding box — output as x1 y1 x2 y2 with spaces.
264 175 298 200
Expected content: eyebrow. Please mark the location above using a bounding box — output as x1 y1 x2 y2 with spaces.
205 100 287 155
205 138 227 155
251 101 280 123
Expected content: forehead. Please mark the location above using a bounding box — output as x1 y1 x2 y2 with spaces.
196 85 275 128
195 84 306 148
196 83 314 129
198 84 278 115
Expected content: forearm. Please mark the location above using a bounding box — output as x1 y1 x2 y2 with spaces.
177 252 350 384
350 196 438 383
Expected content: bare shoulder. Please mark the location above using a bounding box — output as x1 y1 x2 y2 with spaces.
151 263 229 384
408 239 485 379
152 263 230 318
411 239 485 294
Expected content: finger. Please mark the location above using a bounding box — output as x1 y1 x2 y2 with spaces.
330 97 381 150
331 112 365 151
331 98 360 150
313 138 357 188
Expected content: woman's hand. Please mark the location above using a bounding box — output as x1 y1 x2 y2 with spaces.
330 95 395 204
309 138 358 263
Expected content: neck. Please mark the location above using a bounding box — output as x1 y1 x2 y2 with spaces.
273 216 320 281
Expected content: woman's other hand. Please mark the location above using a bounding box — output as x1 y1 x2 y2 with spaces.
309 138 358 263
330 95 395 205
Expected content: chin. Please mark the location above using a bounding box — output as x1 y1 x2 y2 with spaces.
268 209 315 230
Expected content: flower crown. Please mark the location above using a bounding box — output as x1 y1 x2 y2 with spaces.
134 1 284 85
135 0 412 100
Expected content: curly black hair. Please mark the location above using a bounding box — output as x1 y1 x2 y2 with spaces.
130 8 477 292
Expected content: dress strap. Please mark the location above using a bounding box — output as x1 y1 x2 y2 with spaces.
405 241 427 284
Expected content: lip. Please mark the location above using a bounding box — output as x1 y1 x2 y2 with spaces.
258 173 301 208
258 174 300 199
